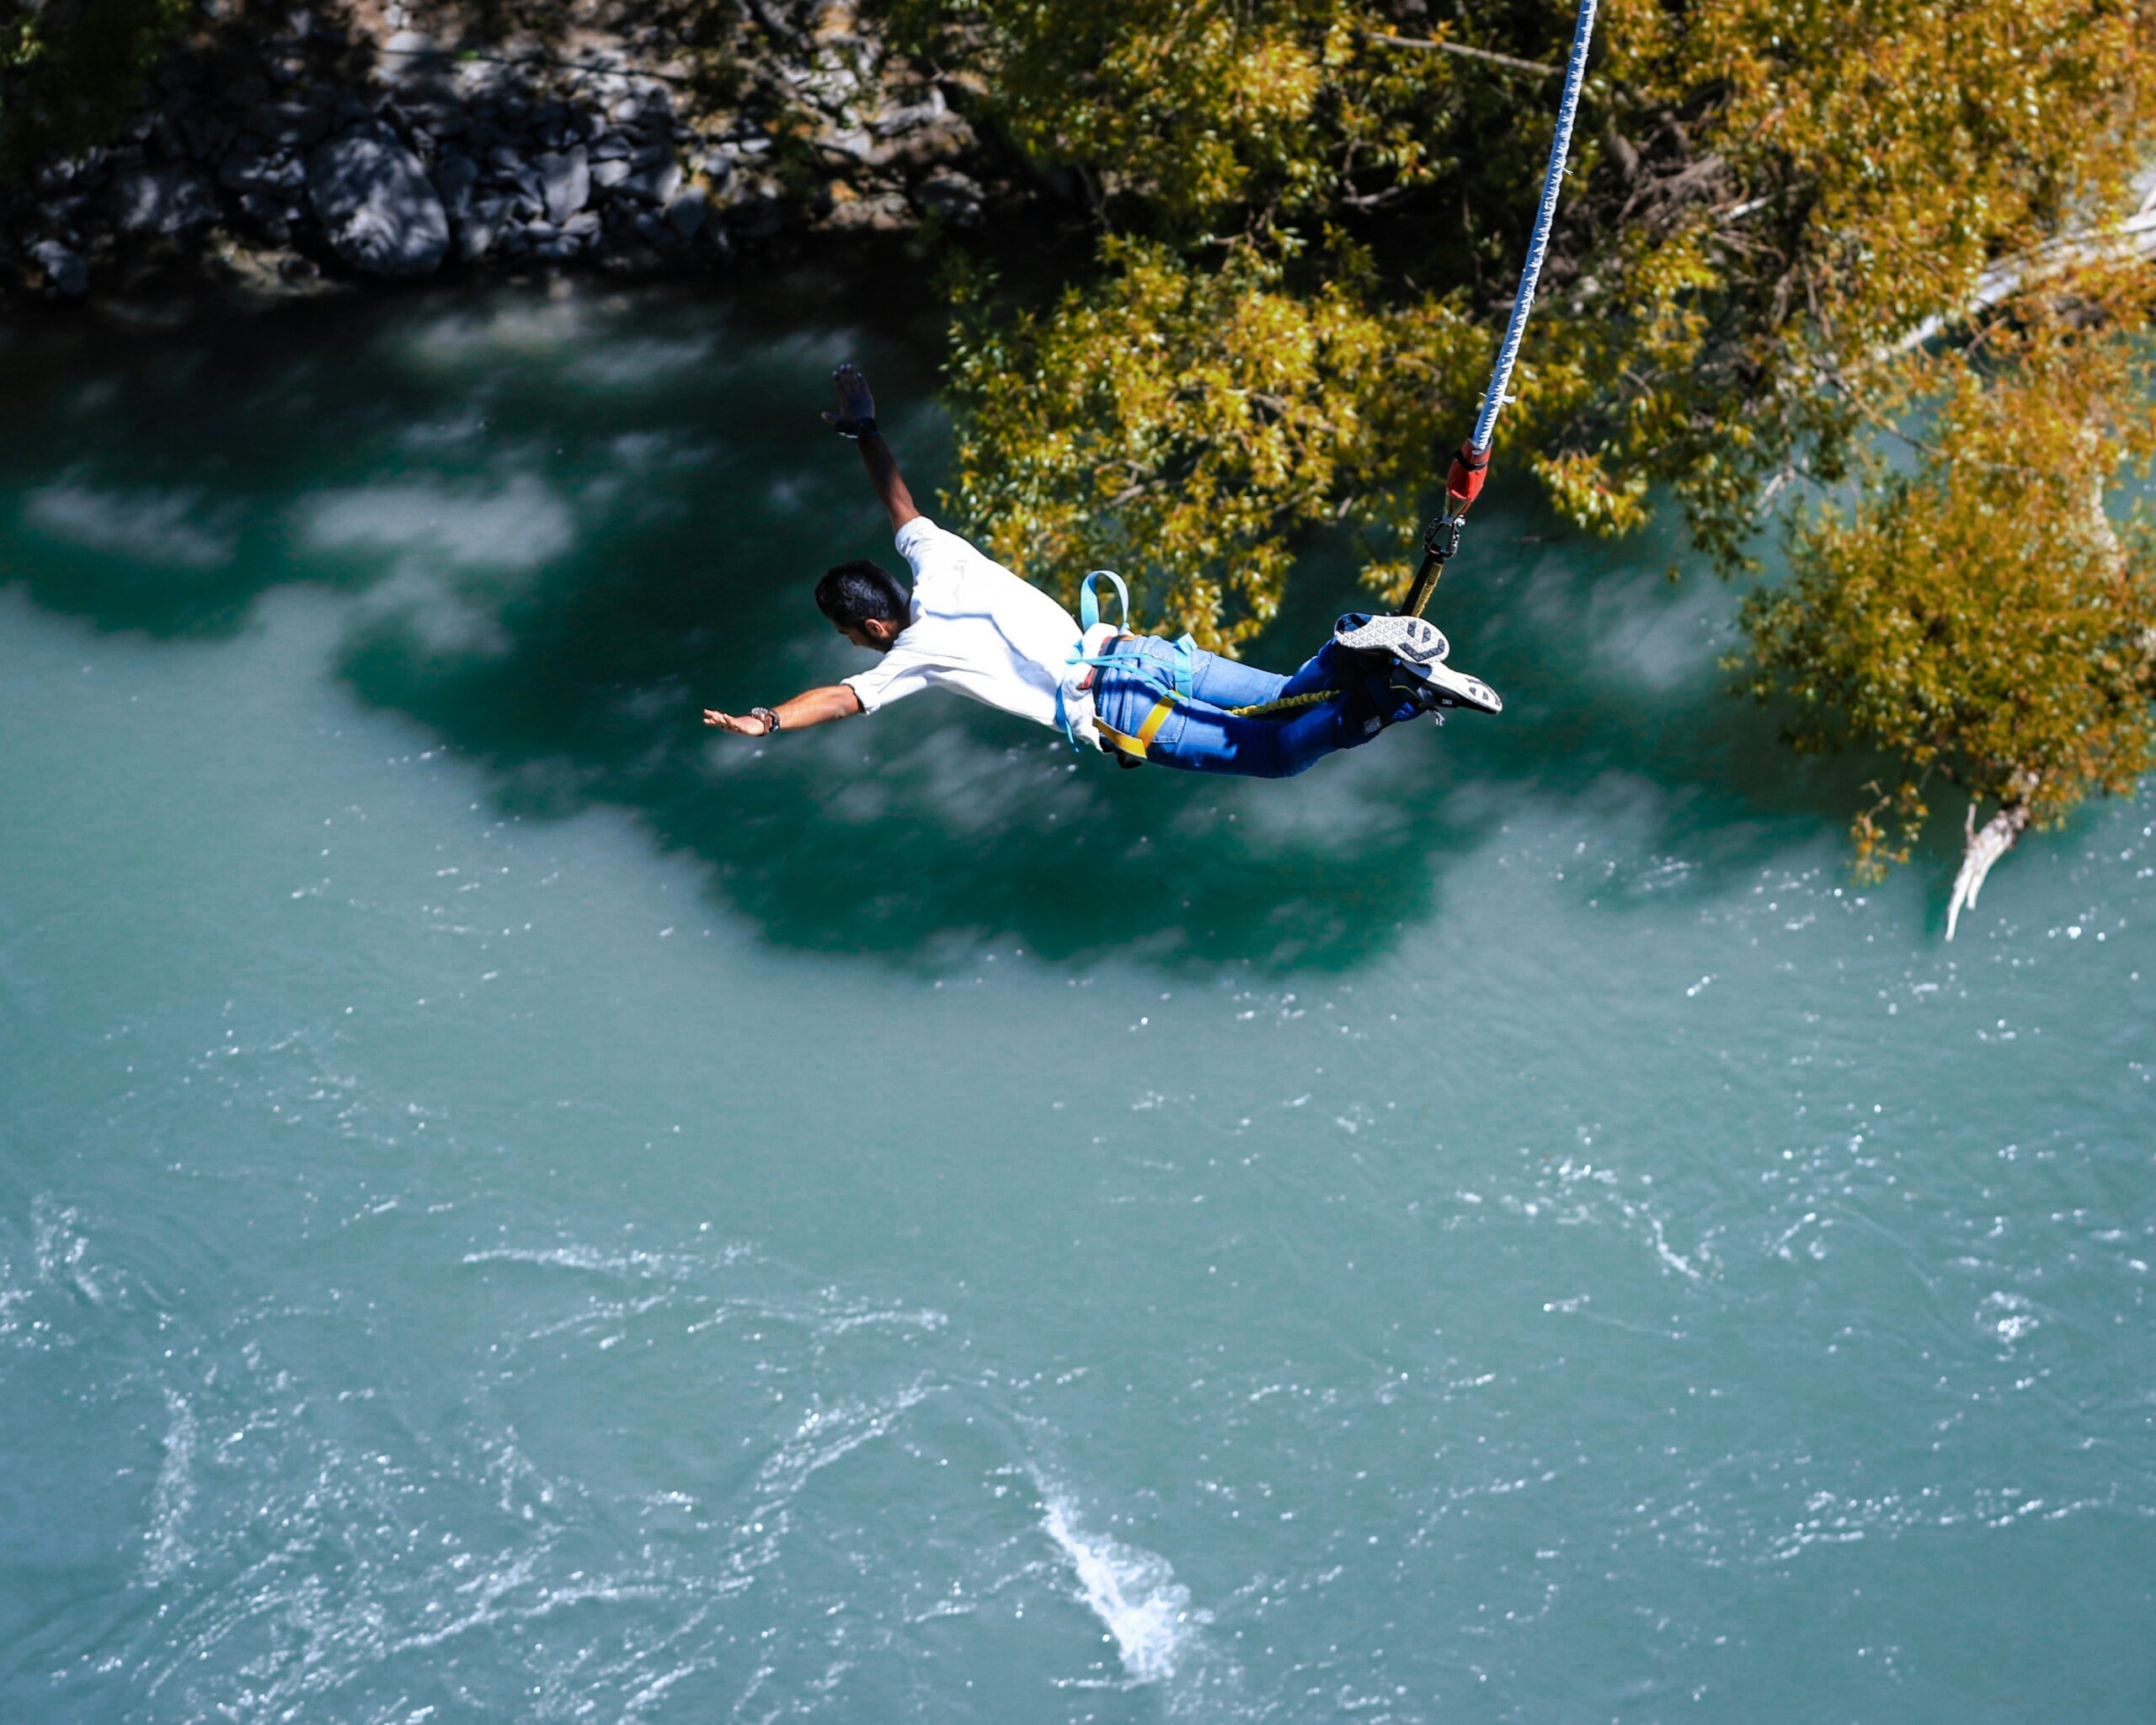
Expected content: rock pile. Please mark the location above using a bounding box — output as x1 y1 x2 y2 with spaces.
11 1 985 301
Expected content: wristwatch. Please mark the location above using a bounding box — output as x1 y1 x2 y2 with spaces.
751 706 782 734
833 415 878 440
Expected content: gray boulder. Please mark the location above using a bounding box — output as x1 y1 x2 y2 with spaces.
221 151 306 196
870 88 948 137
536 147 589 225
381 29 440 82
664 187 708 239
431 152 479 222
616 149 680 206
459 195 515 260
915 170 985 227
308 127 449 276
111 167 219 235
30 239 88 296
248 100 331 150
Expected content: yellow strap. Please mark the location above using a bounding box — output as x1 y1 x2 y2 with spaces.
1097 698 1176 762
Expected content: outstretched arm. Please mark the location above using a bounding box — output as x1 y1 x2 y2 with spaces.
703 683 863 737
823 361 921 533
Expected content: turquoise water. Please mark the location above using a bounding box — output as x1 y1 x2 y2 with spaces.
2 284 2151 1722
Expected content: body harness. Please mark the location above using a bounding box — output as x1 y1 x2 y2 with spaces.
1057 570 1198 763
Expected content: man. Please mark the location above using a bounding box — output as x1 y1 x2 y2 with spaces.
702 364 1501 776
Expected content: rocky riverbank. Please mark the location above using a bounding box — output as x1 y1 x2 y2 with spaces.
9 0 993 302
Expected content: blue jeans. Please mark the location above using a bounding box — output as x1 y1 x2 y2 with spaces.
1091 636 1422 778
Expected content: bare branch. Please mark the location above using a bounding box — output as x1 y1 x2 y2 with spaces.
1892 205 2156 355
1358 29 1560 79
1946 790 2035 940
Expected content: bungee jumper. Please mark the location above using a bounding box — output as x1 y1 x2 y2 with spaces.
702 0 1598 776
701 363 1498 777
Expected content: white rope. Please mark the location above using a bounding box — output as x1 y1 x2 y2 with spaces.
1467 0 1599 457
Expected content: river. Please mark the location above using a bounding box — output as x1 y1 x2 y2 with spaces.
2 279 2150 1722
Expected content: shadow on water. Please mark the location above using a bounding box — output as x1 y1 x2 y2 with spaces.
0 274 1881 971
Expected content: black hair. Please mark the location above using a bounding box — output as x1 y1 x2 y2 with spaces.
815 560 910 629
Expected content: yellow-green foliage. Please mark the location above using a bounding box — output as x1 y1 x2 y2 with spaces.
1744 314 2156 875
888 0 2156 857
884 0 1475 223
947 235 1486 648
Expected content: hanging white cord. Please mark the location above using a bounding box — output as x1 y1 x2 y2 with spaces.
1467 0 1599 458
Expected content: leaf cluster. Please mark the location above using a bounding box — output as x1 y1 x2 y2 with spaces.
1742 302 2156 873
946 232 1487 646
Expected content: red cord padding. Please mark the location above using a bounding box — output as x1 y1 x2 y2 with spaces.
1446 444 1492 511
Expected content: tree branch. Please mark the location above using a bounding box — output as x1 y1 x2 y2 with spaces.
1358 29 1560 79
1945 789 2034 940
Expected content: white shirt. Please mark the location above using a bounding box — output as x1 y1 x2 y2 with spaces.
843 517 1097 745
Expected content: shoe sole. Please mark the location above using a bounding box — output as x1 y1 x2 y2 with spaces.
1334 612 1449 664
1411 660 1503 715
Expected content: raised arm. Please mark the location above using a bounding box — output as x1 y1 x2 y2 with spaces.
822 361 921 533
703 683 862 738
704 365 918 740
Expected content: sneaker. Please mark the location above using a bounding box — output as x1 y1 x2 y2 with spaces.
1333 611 1449 665
1395 656 1503 716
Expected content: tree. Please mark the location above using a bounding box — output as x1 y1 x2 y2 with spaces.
882 0 2156 909
1742 294 2156 929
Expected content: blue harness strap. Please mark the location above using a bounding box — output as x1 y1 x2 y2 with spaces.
1055 571 1199 756
1059 571 1141 751
1167 632 1197 701
1079 569 1127 635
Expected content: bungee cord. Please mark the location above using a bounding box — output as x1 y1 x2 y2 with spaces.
1406 0 1600 619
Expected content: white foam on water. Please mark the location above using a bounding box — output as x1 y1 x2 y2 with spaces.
1038 1491 1198 1685
300 472 576 570
32 1197 105 1305
0 1220 30 1343
752 1380 935 1511
22 472 237 569
566 334 718 390
462 1242 706 1279
403 298 589 365
141 1388 198 1583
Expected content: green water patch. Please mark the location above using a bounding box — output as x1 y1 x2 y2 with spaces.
3 281 1941 968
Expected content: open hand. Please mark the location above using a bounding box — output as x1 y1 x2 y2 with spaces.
820 360 877 429
703 708 769 735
